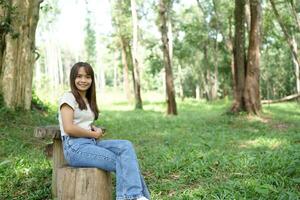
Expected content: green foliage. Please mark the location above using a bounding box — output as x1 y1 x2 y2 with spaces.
0 101 57 199
261 3 299 99
31 90 51 112
2 99 299 199
111 0 132 41
84 13 97 66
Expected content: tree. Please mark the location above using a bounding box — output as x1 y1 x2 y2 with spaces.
111 0 133 102
269 0 300 95
231 0 247 113
34 0 63 96
231 0 262 114
244 0 262 114
130 0 143 109
158 0 177 115
0 0 42 110
196 0 220 101
84 11 97 67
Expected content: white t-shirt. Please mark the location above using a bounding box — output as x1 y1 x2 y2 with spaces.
58 92 95 136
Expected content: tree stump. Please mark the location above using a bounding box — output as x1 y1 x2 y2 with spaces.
34 126 112 199
57 167 112 200
35 126 66 197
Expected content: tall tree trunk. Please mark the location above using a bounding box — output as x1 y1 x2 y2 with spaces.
270 0 300 94
228 16 236 102
245 0 251 32
212 0 235 100
211 0 221 100
159 0 177 115
203 44 212 101
130 0 143 109
212 34 218 100
0 0 41 110
244 0 262 114
291 36 300 93
0 1 10 80
113 50 118 88
120 37 131 101
178 62 184 101
231 0 246 112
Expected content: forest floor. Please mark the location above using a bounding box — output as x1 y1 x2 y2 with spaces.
0 97 300 199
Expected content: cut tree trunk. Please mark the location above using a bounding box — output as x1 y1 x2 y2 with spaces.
57 167 112 200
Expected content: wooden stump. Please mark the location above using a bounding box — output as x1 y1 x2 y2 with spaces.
35 126 67 197
57 167 112 200
34 126 113 200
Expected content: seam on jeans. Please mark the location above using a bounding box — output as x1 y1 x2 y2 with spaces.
116 194 143 200
71 148 116 163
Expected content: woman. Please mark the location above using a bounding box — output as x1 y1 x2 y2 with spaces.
58 62 150 200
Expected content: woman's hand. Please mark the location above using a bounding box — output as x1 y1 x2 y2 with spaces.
91 125 105 139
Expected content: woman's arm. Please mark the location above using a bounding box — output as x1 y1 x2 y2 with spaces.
60 104 102 138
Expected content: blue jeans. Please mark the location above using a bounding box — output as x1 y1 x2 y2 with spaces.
62 136 150 200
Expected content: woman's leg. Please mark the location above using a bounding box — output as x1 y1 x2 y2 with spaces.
140 173 150 199
96 140 150 200
63 137 117 171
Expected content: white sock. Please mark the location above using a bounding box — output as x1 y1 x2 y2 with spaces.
137 197 149 200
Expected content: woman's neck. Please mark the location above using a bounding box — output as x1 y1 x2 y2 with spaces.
78 91 87 99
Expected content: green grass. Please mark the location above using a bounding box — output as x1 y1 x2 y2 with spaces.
1 100 300 199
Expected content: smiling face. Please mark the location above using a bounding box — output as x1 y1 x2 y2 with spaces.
75 67 92 94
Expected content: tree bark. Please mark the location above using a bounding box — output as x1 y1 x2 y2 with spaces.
159 0 177 115
0 2 9 79
130 0 143 109
231 0 246 112
0 0 41 110
244 0 262 114
245 0 251 32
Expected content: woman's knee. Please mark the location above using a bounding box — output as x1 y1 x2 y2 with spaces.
120 140 134 150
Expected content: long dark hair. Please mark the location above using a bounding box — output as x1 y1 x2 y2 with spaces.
70 62 99 120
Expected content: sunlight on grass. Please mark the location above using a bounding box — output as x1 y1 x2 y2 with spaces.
238 137 286 149
99 89 165 106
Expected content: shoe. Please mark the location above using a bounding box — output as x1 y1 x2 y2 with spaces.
137 197 149 200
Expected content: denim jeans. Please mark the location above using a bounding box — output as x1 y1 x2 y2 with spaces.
62 136 150 200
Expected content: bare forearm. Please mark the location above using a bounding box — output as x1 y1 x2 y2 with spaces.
64 124 98 138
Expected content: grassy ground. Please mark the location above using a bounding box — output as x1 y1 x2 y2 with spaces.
0 98 300 199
